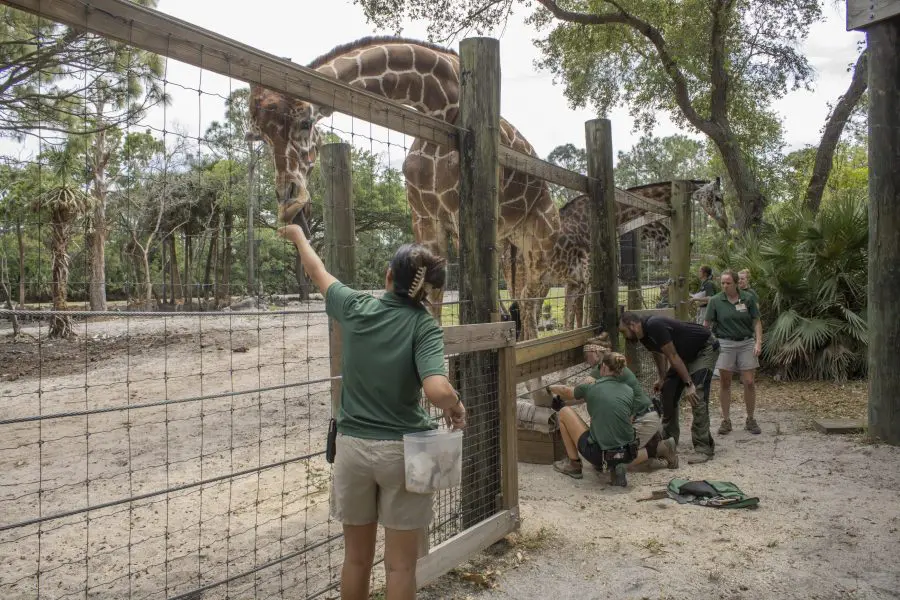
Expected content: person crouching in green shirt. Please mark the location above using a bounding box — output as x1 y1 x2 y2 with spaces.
547 353 641 486
705 269 763 435
550 344 678 479
278 224 465 600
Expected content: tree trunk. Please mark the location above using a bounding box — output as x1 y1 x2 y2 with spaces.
216 208 233 307
49 217 73 338
87 125 109 311
169 233 183 303
714 135 766 231
140 248 153 304
184 227 193 308
204 215 219 301
16 219 25 307
867 17 900 445
805 50 869 213
1 255 20 336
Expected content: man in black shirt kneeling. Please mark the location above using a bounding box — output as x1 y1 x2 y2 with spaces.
619 312 719 464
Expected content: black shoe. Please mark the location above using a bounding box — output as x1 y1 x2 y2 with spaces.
610 463 627 487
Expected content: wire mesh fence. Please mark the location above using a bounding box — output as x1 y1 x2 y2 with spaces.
0 1 718 598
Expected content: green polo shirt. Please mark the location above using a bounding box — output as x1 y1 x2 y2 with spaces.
325 282 446 440
589 365 652 417
741 286 759 304
705 290 760 341
573 376 636 450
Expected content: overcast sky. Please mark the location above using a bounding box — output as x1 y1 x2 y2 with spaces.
4 1 866 171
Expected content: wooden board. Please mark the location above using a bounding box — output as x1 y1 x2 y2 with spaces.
813 418 867 434
517 429 565 464
847 0 900 30
442 322 515 355
416 509 518 589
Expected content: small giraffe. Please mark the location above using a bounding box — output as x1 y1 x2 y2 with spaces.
504 179 725 331
247 37 560 343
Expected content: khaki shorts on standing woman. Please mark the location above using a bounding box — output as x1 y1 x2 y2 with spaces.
279 224 465 600
704 269 763 435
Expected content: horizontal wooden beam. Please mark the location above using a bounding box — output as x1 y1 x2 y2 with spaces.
515 325 597 366
500 146 588 192
442 321 516 355
618 213 669 237
1 0 458 146
847 0 900 30
615 188 672 216
416 509 518 589
516 347 585 384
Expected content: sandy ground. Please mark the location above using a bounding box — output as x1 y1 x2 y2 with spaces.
418 379 900 600
2 308 898 600
0 303 344 600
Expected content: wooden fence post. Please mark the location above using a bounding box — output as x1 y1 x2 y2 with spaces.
585 119 619 349
669 180 692 322
322 143 355 421
864 14 900 444
620 230 643 370
458 36 502 528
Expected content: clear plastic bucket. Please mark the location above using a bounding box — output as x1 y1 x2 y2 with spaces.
403 428 463 493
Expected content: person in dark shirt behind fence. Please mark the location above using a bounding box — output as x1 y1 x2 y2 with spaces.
278 223 466 600
619 311 719 464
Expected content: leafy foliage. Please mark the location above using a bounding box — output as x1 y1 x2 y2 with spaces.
715 195 868 382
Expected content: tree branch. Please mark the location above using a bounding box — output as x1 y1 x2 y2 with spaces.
709 0 729 125
536 0 715 135
804 49 868 213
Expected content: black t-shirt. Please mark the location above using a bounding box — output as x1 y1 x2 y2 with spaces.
639 316 712 363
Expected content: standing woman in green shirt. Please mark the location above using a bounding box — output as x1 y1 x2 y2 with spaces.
704 269 763 435
279 224 466 600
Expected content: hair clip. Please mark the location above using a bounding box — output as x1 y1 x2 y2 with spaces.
409 266 427 296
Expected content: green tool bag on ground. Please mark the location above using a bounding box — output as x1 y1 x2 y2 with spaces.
666 478 760 509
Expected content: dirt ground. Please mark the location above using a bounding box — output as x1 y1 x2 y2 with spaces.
418 378 900 600
1 308 898 600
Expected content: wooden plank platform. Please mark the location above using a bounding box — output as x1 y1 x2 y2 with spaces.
813 418 867 434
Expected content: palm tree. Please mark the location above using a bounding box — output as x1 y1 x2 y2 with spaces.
32 184 91 338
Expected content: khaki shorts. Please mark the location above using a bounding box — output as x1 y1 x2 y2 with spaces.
716 338 759 372
634 411 661 448
329 433 434 530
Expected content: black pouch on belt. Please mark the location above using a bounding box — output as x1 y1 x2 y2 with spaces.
326 418 337 464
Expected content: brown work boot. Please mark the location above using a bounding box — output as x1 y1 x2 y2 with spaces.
745 417 762 435
553 457 583 479
657 437 679 469
686 452 713 465
718 419 733 435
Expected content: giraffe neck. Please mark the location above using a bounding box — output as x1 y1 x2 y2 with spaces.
313 42 460 122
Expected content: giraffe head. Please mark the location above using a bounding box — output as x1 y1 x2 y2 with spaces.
246 84 331 229
692 177 728 231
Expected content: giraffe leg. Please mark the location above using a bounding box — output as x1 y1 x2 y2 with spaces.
576 285 586 329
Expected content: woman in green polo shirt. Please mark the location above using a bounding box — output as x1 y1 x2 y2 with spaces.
550 343 678 476
547 352 640 486
278 224 465 600
704 269 763 435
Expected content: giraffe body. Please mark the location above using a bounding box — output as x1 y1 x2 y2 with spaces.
248 37 560 342
504 179 725 332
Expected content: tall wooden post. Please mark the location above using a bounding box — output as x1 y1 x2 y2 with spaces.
458 37 502 528
861 12 900 444
585 119 619 349
620 229 643 369
322 143 355 420
669 180 692 322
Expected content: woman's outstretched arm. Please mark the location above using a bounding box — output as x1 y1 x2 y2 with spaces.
278 224 338 294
